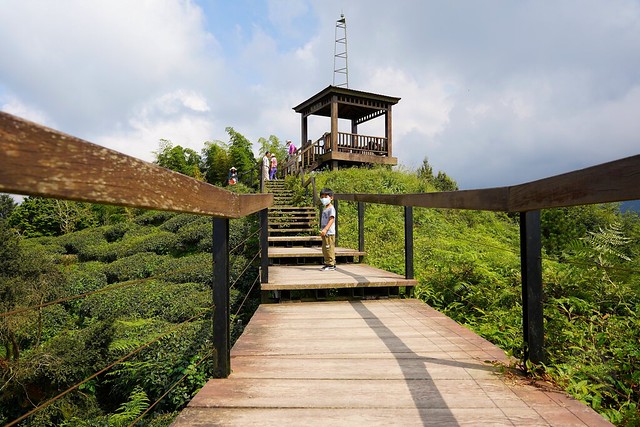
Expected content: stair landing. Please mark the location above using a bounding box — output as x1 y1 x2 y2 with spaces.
261 263 416 291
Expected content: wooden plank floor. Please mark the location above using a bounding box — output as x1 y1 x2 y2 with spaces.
261 264 417 290
172 300 612 426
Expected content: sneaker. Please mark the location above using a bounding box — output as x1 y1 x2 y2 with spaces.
320 265 336 271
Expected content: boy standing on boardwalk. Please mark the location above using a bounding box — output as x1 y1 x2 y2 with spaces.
319 188 336 271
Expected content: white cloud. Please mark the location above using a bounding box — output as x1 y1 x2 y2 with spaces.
1 0 639 191
1 96 55 128
0 0 221 136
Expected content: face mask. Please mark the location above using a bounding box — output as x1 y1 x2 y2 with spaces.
320 197 331 206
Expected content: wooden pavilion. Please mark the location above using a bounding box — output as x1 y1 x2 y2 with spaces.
291 85 400 172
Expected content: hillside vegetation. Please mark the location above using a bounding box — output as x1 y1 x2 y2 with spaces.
1 164 639 425
1 201 260 426
309 166 640 425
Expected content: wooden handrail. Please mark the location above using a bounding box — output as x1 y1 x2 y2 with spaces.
0 112 272 218
336 153 640 365
337 154 640 212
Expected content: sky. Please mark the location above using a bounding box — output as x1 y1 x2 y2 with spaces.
1 0 639 190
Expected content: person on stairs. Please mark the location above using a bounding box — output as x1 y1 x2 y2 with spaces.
262 151 271 182
319 188 336 271
269 153 278 180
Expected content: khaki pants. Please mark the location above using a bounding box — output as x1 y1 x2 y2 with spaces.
321 234 335 266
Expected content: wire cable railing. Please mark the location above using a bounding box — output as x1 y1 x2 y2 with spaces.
128 349 214 427
5 309 210 426
1 213 264 425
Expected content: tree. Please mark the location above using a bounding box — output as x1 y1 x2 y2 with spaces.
153 139 203 179
435 171 458 191
0 194 17 221
417 157 458 191
9 197 61 237
226 127 257 187
8 197 98 237
201 140 231 186
258 135 287 165
417 157 434 181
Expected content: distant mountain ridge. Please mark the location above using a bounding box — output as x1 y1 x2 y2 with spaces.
621 200 640 213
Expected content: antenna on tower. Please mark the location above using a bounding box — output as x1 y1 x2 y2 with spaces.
333 13 349 88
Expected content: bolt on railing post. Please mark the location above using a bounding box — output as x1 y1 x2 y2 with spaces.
212 218 230 378
404 206 414 280
520 210 544 365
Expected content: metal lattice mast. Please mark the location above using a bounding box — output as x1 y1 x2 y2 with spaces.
333 14 348 88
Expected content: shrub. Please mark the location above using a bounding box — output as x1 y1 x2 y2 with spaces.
59 228 106 256
134 210 177 227
63 261 108 310
103 252 168 284
156 253 212 286
103 222 134 242
160 213 201 233
80 280 209 322
115 231 179 258
107 319 212 412
78 242 119 263
175 219 211 251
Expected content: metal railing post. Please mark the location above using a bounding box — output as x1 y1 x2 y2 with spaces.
212 218 230 378
333 198 338 247
260 208 269 283
520 210 544 365
404 206 414 280
358 202 365 253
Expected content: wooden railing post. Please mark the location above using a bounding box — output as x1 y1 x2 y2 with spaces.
520 210 544 365
260 208 269 283
404 206 414 280
333 198 339 247
358 202 365 253
212 218 230 378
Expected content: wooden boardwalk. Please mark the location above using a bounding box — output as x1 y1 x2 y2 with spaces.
172 300 612 426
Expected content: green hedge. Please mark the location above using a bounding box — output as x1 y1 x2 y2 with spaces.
160 213 202 233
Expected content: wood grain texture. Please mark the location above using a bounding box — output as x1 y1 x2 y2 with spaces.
0 112 272 218
337 155 640 212
261 264 417 290
172 300 611 427
507 154 640 211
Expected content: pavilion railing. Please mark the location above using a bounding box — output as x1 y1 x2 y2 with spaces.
283 132 389 177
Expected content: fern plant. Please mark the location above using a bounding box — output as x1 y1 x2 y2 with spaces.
109 386 150 426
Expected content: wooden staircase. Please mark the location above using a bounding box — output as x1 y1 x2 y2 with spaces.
262 180 415 302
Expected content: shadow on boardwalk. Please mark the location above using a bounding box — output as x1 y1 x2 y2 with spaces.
172 299 612 426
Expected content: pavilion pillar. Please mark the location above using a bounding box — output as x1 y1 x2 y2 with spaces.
386 105 393 156
331 95 338 153
301 115 308 151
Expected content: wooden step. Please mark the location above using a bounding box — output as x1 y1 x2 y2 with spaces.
269 216 315 222
268 246 366 259
269 206 316 212
269 221 315 227
269 236 321 243
269 228 316 234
